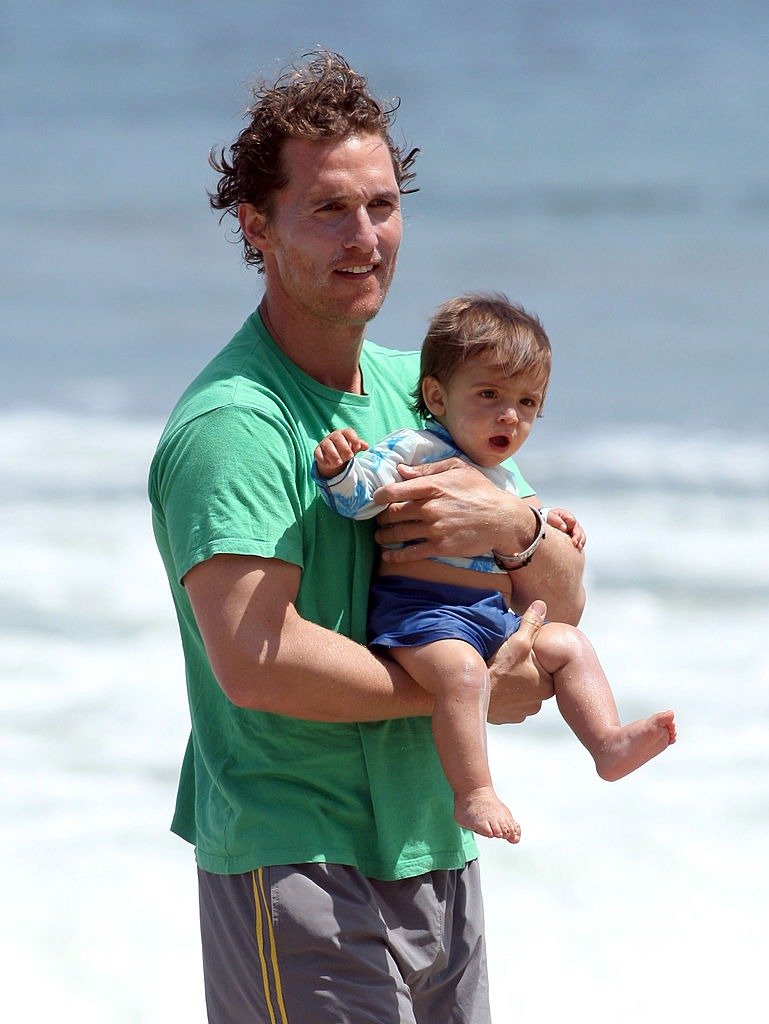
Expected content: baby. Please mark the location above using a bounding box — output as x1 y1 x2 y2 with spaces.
313 293 676 842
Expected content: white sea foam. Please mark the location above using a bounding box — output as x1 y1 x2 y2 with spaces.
520 428 769 599
531 427 769 492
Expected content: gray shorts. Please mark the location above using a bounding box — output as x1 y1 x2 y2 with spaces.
198 860 491 1024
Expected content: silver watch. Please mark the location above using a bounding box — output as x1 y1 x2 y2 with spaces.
492 505 547 571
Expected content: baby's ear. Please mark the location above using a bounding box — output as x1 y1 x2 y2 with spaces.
421 376 446 417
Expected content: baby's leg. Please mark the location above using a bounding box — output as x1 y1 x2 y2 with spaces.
390 639 521 843
533 624 676 781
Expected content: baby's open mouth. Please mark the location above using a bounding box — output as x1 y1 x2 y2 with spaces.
489 435 509 449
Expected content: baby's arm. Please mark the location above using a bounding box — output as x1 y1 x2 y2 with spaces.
543 507 586 551
314 428 369 479
313 427 446 521
312 427 409 520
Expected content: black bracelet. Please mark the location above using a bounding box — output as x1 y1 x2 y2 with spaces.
492 505 547 571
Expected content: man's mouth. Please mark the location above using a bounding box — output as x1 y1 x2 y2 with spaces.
336 263 376 276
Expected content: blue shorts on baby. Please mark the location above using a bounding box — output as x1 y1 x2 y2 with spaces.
367 576 521 660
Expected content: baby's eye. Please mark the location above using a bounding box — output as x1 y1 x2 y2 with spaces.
479 389 497 399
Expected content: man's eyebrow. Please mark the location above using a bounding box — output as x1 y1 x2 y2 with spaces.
306 188 400 205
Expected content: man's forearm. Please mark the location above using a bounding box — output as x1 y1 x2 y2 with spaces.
216 607 436 720
475 493 584 625
507 522 585 625
213 599 555 726
185 554 435 721
186 552 560 725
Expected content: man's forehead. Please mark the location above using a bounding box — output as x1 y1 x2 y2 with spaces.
281 134 397 190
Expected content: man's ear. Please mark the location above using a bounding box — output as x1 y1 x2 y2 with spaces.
238 203 270 251
421 376 447 417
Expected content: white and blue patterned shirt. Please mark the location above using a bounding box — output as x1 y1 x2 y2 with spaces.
312 422 528 574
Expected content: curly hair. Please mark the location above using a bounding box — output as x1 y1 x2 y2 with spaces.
209 50 419 271
414 293 552 419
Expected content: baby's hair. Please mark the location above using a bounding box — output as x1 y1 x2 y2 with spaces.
413 292 552 418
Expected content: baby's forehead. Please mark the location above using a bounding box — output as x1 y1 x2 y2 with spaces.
458 358 546 389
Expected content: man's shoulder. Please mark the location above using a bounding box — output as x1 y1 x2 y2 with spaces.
159 316 289 438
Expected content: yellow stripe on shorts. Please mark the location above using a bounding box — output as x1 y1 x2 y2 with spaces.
252 868 289 1024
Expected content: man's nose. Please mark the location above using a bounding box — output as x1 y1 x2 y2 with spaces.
343 207 378 250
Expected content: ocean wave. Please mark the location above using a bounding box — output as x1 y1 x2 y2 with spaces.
3 412 767 492
527 426 769 495
0 411 162 496
2 413 766 612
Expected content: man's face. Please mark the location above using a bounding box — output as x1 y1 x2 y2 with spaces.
253 134 403 329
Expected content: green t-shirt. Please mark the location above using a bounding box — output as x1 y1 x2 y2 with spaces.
149 310 531 878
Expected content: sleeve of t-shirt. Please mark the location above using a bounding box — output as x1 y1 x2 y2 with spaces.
311 428 438 521
312 426 536 519
155 404 306 583
506 459 535 499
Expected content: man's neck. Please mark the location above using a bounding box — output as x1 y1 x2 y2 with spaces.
259 297 366 395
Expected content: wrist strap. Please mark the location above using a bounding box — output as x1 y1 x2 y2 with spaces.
492 505 546 571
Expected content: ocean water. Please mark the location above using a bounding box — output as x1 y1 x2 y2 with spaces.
2 1 768 1021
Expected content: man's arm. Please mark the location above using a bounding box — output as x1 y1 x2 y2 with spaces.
372 461 586 625
507 504 585 625
184 552 550 721
185 553 427 719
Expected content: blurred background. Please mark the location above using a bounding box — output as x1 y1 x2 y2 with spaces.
2 1 767 1020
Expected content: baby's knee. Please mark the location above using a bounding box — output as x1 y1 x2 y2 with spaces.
535 622 592 671
449 655 490 698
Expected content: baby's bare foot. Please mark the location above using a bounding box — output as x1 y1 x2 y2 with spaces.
594 710 677 782
454 787 521 843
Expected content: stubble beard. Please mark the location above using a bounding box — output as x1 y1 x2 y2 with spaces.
309 262 397 328
270 240 399 330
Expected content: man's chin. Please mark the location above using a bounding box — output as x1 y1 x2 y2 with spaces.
330 296 387 327
343 271 394 325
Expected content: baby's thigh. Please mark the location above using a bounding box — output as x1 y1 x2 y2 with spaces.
391 639 488 697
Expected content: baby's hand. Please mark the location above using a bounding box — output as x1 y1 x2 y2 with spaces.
314 428 369 479
545 507 586 550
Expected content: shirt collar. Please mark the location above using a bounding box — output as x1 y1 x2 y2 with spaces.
425 419 458 448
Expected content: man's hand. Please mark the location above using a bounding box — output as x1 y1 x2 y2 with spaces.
373 459 523 561
487 600 554 724
374 459 586 626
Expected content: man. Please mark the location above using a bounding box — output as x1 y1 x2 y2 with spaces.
149 51 584 1023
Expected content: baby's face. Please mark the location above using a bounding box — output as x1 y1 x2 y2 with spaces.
423 359 545 467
